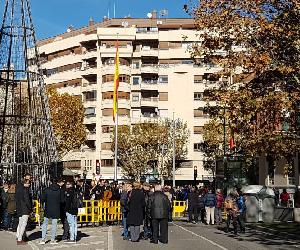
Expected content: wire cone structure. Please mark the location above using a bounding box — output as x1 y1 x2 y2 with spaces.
0 0 58 194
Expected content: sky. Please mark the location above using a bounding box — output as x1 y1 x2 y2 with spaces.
16 0 190 40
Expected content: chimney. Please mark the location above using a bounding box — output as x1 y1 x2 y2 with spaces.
151 10 157 19
89 17 94 26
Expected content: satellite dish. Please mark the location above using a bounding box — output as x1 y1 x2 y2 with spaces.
147 12 152 18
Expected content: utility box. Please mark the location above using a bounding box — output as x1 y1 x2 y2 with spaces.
243 185 275 223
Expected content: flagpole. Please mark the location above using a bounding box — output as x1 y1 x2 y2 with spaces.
114 112 118 181
114 33 119 182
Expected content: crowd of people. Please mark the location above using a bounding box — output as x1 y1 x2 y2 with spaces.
1 173 300 246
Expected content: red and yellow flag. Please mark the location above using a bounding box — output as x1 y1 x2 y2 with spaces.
113 42 119 122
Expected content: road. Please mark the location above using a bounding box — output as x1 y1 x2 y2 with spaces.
0 221 299 250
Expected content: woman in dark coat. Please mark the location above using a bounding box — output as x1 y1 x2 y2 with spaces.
127 182 145 242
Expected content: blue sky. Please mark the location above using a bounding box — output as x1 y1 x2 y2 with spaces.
26 0 190 39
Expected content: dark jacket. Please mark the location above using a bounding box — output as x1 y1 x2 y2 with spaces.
120 190 128 214
188 191 199 208
148 191 171 219
127 189 145 226
42 183 63 219
203 192 216 207
65 188 78 216
16 184 32 217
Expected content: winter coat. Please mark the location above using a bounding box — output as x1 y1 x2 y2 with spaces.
127 189 145 226
188 191 199 208
216 193 224 208
41 184 64 219
0 188 9 209
65 188 78 216
203 192 216 207
120 190 128 214
15 184 32 217
148 191 170 219
7 192 16 214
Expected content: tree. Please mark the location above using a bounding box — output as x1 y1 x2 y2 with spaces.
47 87 86 159
111 120 189 180
187 0 300 167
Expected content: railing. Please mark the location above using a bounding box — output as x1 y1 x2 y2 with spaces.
141 97 158 102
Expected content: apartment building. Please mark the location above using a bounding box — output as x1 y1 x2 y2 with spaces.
36 17 220 181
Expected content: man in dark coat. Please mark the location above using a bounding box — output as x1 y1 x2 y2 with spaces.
127 182 145 242
39 179 64 245
142 182 152 240
16 179 32 245
148 184 171 244
187 186 199 224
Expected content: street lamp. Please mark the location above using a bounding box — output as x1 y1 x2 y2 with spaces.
194 166 198 186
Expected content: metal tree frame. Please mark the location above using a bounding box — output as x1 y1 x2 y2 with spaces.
0 0 58 195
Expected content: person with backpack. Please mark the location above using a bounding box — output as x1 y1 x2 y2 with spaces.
203 189 216 225
215 189 224 225
39 179 64 245
65 181 81 244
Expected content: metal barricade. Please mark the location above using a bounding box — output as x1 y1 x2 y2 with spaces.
173 200 186 218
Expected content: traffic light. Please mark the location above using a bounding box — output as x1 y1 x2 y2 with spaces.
194 166 198 180
96 160 100 175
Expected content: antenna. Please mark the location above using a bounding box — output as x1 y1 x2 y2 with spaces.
160 9 168 18
114 3 116 18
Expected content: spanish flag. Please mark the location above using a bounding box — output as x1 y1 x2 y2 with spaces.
113 42 119 122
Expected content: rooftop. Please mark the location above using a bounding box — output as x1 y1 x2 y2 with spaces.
37 18 195 46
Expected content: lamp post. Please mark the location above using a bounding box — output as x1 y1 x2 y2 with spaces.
194 166 198 186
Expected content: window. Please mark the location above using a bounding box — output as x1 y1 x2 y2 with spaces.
84 90 97 101
133 77 140 85
132 61 140 69
84 107 96 117
194 126 204 134
194 92 203 101
159 75 168 84
101 143 112 150
159 92 168 101
132 94 139 102
102 126 114 133
194 109 203 117
194 143 202 152
101 159 113 167
132 109 140 118
194 75 203 83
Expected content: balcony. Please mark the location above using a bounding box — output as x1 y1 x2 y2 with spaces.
102 81 131 93
81 65 97 76
86 131 96 140
141 81 158 91
101 99 131 109
83 49 98 60
102 116 130 126
101 133 112 142
141 47 159 57
82 82 98 92
141 64 159 74
102 64 131 75
141 113 158 123
83 114 97 124
99 45 133 58
141 97 158 107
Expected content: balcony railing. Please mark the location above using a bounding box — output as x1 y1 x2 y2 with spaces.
142 113 158 118
141 97 158 102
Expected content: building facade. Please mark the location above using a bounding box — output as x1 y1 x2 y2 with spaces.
36 17 221 181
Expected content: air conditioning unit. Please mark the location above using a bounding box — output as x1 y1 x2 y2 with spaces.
157 20 163 25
